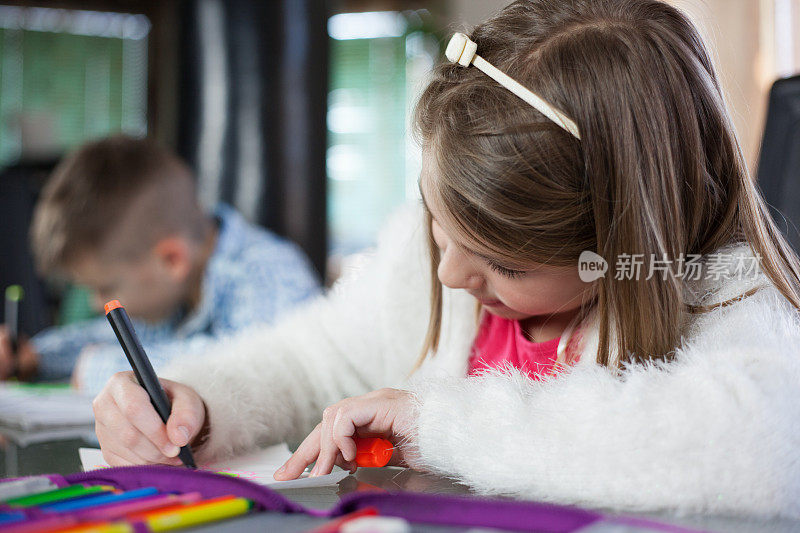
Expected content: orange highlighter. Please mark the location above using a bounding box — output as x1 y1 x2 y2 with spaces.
353 437 393 468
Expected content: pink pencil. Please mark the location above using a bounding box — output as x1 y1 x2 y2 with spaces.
78 492 202 522
2 514 77 533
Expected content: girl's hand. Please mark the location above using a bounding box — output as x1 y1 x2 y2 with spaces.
273 388 419 480
93 371 207 466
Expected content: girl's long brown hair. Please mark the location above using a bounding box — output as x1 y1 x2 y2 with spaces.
414 0 800 368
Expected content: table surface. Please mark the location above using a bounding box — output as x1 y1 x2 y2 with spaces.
1 433 799 533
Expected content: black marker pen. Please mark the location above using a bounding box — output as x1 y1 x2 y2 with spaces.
104 299 196 468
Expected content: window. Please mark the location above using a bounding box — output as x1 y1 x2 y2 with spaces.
769 0 800 79
326 10 438 256
0 6 149 166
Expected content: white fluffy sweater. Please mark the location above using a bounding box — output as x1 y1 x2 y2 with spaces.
163 204 800 519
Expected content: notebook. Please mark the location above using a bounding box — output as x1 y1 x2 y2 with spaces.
0 383 94 430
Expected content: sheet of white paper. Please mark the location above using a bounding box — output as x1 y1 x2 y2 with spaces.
0 383 94 430
79 444 350 489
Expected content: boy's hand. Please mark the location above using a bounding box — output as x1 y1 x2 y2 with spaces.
274 388 420 481
0 326 39 380
93 371 207 466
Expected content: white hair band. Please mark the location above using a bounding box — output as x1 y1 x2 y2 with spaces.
445 32 581 140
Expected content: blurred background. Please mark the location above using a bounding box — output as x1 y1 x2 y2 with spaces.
0 0 799 337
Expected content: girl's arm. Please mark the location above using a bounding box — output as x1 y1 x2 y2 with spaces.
160 204 432 462
410 288 800 516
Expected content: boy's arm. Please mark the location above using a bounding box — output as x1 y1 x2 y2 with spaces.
222 240 322 331
31 317 118 381
73 332 218 395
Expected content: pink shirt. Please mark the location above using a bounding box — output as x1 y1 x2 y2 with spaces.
468 312 562 380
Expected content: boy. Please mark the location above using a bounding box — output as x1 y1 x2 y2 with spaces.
0 135 320 394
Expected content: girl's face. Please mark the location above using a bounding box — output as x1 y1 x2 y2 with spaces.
420 164 592 324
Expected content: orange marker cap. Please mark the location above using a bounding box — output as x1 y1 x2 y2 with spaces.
354 437 393 468
104 300 123 314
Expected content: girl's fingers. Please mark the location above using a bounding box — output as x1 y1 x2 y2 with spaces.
97 420 177 466
101 449 136 467
95 417 159 464
163 380 206 447
274 425 321 480
315 451 351 476
335 454 358 474
276 390 414 481
331 408 359 462
313 407 342 476
96 418 183 466
94 372 189 466
101 373 177 457
314 399 379 475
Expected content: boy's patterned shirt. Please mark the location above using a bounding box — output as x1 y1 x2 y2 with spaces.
32 204 321 394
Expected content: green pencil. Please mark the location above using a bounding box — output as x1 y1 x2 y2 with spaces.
4 484 112 508
4 285 23 375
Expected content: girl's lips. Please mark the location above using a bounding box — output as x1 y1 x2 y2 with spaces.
467 291 504 307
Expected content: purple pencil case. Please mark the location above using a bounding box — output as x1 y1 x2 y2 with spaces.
0 465 705 532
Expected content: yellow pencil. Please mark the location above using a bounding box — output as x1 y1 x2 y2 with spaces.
137 496 252 532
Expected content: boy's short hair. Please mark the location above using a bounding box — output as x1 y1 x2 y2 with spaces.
31 134 207 275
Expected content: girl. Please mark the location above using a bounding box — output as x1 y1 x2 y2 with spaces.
94 0 800 518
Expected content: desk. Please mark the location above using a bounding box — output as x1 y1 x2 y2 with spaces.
336 469 800 533
0 382 96 477
0 423 95 478
2 437 799 532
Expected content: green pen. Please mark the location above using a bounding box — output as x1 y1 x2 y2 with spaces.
4 285 23 377
4 285 23 353
4 484 113 508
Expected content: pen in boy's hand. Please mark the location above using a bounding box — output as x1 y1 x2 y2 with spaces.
104 300 197 468
4 285 23 377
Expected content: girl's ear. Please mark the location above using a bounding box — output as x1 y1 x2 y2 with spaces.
152 237 192 281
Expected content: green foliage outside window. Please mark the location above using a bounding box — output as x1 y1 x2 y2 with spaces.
327 11 440 255
0 7 148 166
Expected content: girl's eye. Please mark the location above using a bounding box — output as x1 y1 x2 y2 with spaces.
488 261 525 279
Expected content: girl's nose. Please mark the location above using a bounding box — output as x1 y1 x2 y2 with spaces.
437 247 483 291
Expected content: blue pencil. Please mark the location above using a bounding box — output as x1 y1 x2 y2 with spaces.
0 511 26 525
41 487 159 513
